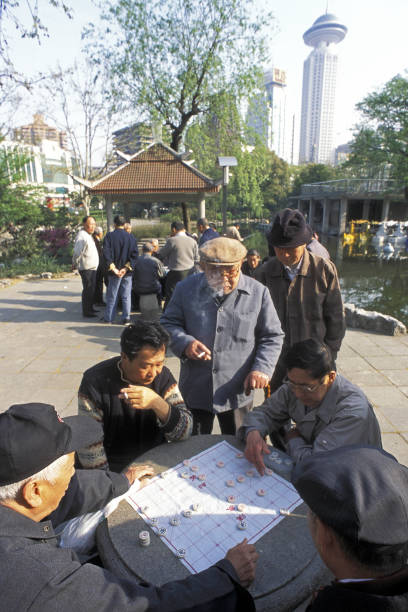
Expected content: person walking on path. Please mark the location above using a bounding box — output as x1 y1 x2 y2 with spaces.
159 221 199 310
72 216 99 318
103 215 138 325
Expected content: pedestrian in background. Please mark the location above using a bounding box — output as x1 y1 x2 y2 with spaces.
72 216 99 319
103 215 138 325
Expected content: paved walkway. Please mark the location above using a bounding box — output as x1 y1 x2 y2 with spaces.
0 273 407 464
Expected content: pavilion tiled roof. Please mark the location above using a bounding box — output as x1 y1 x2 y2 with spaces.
88 142 221 195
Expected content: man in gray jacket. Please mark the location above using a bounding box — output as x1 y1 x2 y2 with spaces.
159 220 199 309
0 403 257 612
161 238 284 435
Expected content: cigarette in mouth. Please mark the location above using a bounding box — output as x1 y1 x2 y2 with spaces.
197 351 205 358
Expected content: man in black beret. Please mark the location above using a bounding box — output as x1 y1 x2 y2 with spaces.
0 403 258 611
292 446 408 611
256 208 345 392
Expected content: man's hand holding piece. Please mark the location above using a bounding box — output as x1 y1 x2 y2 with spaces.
123 464 155 488
225 538 258 587
244 430 270 476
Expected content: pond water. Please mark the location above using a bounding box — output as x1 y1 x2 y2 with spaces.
244 231 408 327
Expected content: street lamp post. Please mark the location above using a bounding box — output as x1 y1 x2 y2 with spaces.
217 156 237 234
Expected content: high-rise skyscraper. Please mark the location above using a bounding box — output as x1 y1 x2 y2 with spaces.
245 67 287 159
299 13 347 165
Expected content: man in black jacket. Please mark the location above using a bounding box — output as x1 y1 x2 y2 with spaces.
292 446 408 611
0 403 258 612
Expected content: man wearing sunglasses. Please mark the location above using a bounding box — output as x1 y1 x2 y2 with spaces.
239 339 382 473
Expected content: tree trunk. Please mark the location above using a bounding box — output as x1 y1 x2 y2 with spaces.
181 202 191 233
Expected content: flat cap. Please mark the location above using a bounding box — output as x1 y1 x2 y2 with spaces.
199 237 247 266
268 208 312 248
292 446 408 546
0 403 102 485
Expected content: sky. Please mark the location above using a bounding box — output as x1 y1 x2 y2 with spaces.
5 0 408 163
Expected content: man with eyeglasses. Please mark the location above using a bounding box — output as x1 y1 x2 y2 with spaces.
238 339 382 473
161 237 284 435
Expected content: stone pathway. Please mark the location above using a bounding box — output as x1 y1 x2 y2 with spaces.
0 274 407 464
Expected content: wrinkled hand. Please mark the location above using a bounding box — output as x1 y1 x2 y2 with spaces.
118 267 127 278
123 464 155 487
119 385 160 411
185 339 212 361
244 430 270 476
225 538 258 587
244 371 269 395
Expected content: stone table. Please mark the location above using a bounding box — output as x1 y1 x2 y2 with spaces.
97 435 331 611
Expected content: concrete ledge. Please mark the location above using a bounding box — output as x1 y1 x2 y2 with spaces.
345 303 406 336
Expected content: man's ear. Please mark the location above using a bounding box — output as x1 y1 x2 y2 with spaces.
21 479 45 509
328 370 337 384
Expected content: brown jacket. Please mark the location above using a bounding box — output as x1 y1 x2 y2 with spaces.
255 250 345 358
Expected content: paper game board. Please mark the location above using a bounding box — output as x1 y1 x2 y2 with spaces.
126 441 302 574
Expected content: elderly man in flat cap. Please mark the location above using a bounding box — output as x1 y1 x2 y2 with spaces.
161 237 284 435
256 208 345 393
292 446 408 610
0 403 258 611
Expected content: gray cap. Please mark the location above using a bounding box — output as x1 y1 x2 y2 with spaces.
292 446 408 545
199 237 247 266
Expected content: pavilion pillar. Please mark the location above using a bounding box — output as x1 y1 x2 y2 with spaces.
339 198 348 234
198 198 205 219
382 199 390 221
362 199 370 220
322 199 330 234
309 200 315 227
123 202 131 222
105 196 114 231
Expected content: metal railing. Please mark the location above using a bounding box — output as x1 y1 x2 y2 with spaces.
300 179 405 197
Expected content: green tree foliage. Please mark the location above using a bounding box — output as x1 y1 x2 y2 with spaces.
291 163 339 196
346 75 408 190
89 0 274 152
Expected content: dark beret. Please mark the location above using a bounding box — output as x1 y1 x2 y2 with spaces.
268 208 312 248
200 237 247 265
292 446 408 545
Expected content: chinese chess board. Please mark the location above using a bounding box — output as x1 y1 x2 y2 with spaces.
126 441 302 574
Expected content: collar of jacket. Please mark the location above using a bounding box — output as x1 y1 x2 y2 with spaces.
268 249 313 278
311 374 342 424
0 504 56 541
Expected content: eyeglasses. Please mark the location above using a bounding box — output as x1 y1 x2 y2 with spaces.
205 265 241 278
283 376 325 393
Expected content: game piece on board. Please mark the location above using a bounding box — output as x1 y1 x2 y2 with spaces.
139 531 150 547
198 474 206 481
246 470 254 477
271 451 279 457
191 465 199 472
150 517 158 525
265 467 273 475
236 475 245 483
181 471 190 479
216 461 225 468
170 517 180 526
176 548 186 559
227 495 236 503
275 458 282 464
158 527 167 536
257 489 266 496
237 503 246 512
191 503 200 511
237 520 247 530
236 452 244 458
183 459 190 466
182 509 193 518
226 479 235 487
